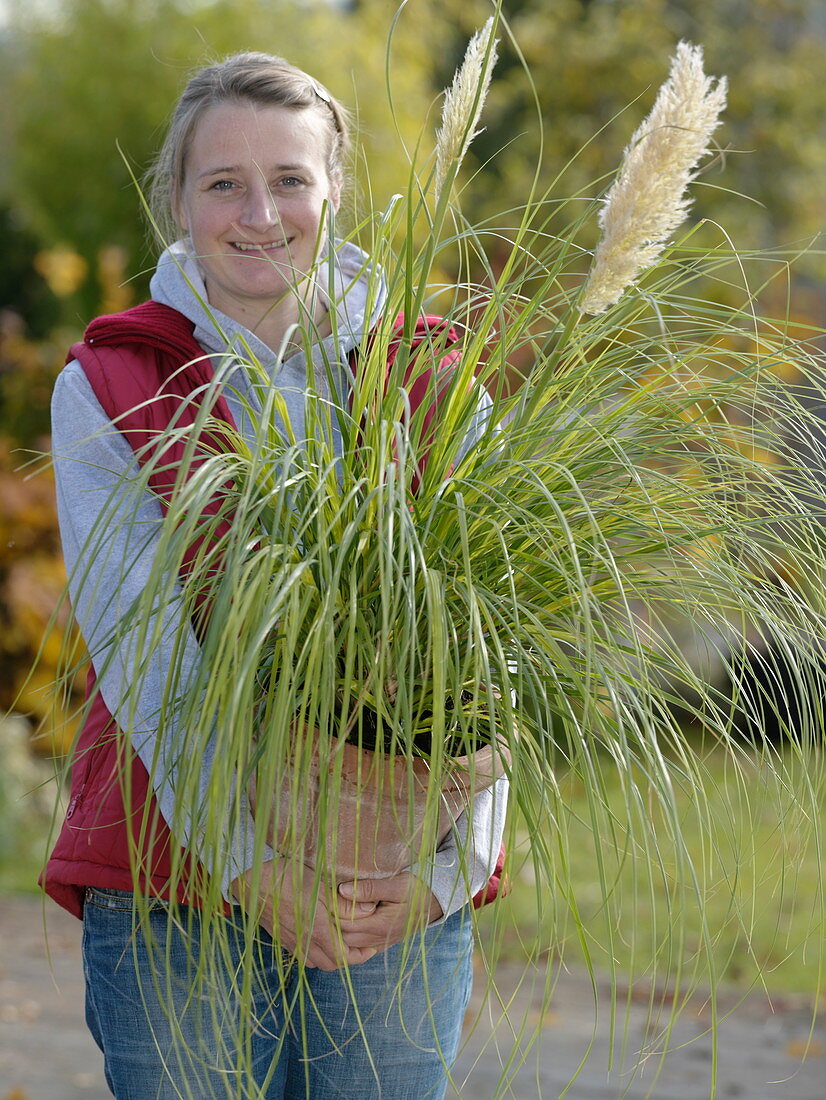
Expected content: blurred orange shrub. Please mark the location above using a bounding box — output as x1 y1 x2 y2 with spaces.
0 321 84 756
0 246 131 757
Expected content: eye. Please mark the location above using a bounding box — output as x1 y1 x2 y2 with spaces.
210 179 236 193
278 176 304 189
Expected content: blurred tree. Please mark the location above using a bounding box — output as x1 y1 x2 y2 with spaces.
1 0 438 317
386 0 826 281
0 206 61 337
3 0 825 311
6 0 193 316
0 311 75 746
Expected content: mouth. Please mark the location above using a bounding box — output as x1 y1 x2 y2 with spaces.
230 240 291 253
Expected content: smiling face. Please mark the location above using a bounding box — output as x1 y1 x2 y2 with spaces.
173 100 340 333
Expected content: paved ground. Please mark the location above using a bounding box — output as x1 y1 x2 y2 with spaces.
2 894 825 1099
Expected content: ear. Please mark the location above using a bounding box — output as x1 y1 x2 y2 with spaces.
171 187 188 234
329 179 342 215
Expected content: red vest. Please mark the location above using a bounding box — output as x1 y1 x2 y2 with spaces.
41 302 236 916
42 301 505 918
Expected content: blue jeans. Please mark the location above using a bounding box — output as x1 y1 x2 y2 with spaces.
82 887 473 1099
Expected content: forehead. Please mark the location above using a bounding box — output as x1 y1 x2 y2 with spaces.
185 100 331 174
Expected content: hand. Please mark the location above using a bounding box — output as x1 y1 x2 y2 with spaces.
230 858 378 972
336 873 443 952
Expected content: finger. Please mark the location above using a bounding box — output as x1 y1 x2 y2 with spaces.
308 942 378 970
342 929 400 951
304 940 346 971
335 896 378 920
336 905 402 935
340 905 407 940
305 953 336 972
338 873 410 906
348 946 379 965
310 920 380 969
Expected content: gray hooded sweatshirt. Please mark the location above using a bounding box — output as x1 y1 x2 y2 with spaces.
51 238 507 919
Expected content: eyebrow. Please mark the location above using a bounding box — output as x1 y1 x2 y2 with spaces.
196 163 308 180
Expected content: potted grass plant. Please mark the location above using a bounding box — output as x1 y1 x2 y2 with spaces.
54 14 826 1095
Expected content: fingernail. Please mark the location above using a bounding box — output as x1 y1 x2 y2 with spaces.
338 882 354 898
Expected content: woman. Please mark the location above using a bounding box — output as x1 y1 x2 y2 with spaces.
42 53 507 1099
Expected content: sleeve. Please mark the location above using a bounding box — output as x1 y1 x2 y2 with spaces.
52 362 272 895
457 381 495 461
409 779 508 923
411 381 507 921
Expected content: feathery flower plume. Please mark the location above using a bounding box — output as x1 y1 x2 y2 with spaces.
580 41 727 315
434 16 499 202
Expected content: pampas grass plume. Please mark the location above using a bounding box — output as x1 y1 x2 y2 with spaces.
434 16 499 201
581 41 727 315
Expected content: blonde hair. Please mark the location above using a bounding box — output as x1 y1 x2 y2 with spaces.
147 52 351 246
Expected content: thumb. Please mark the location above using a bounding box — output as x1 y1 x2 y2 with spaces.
338 880 376 914
340 874 410 906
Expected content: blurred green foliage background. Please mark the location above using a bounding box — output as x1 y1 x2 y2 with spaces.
2 0 824 332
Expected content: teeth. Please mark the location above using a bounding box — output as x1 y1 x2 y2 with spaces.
233 241 285 251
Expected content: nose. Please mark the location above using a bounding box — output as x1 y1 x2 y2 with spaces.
237 181 280 234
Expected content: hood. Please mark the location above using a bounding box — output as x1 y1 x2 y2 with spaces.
149 237 387 378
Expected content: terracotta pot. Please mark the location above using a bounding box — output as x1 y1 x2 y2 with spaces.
249 736 502 882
